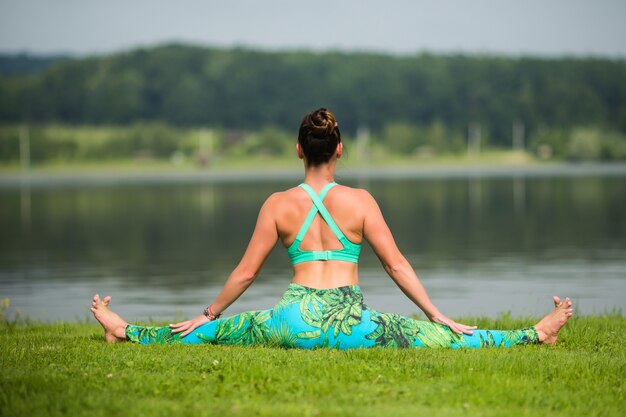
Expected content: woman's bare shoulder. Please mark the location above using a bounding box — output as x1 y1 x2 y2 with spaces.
262 186 306 211
269 186 304 201
334 185 376 204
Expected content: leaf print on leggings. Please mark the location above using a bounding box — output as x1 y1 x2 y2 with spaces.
501 327 539 347
279 285 325 338
320 287 364 337
479 330 499 348
282 285 365 339
414 321 464 348
126 325 183 344
266 307 299 348
212 310 272 345
124 284 541 349
366 312 420 348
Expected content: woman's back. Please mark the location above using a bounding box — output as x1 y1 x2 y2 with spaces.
272 183 369 288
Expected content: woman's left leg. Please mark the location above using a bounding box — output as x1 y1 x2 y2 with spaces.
91 294 276 345
125 309 274 345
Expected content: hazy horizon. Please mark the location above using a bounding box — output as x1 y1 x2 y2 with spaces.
1 0 625 58
5 41 626 60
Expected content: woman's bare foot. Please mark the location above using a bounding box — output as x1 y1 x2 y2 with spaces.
534 296 573 345
90 294 129 343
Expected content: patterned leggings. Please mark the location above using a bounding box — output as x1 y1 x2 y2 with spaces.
126 283 539 349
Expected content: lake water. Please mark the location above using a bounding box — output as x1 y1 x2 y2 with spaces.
1 166 625 322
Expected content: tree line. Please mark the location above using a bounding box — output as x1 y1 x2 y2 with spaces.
0 44 625 161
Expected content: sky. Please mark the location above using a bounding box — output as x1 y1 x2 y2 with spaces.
1 0 625 57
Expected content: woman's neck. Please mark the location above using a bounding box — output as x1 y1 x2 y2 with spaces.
303 160 336 190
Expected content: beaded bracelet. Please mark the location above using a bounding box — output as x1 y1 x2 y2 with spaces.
203 305 222 321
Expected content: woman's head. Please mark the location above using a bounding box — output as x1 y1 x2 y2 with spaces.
297 108 341 166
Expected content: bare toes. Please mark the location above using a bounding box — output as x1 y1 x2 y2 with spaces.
103 296 111 306
553 296 561 308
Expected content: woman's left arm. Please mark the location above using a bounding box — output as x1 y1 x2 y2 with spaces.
170 194 280 336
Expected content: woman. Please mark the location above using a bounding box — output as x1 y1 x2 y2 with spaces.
92 108 572 349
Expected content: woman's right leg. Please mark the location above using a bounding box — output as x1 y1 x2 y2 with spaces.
365 296 573 349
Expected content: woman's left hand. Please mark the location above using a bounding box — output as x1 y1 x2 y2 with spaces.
170 314 212 337
429 313 477 335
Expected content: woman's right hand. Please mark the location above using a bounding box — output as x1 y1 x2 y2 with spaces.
428 312 477 335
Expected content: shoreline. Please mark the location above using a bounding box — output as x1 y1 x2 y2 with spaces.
1 162 626 188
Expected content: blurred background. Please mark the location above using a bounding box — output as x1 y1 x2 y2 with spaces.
0 0 624 321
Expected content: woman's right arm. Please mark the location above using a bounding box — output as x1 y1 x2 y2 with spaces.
361 191 476 335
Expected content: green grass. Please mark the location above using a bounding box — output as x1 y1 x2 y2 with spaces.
1 314 624 417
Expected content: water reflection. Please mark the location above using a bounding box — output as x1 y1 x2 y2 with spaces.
469 176 482 216
513 175 525 216
0 175 624 321
20 177 31 230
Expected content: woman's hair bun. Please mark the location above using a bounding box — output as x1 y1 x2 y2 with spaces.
298 107 342 166
309 108 337 138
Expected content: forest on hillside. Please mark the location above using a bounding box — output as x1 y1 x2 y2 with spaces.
1 44 625 162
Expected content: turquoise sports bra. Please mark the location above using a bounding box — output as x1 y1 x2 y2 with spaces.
287 182 361 265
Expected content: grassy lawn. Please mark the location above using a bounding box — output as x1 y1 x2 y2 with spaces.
1 314 624 417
